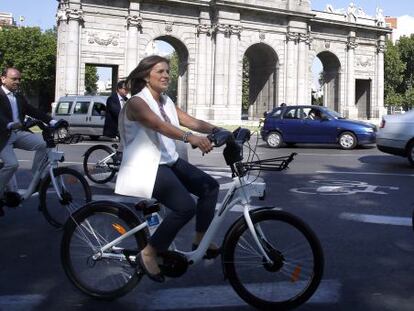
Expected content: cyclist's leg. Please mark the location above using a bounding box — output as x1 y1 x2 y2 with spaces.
13 131 46 175
151 164 197 251
171 158 219 234
139 164 196 279
0 135 19 197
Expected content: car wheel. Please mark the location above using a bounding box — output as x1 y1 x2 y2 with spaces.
407 141 414 166
338 132 357 150
266 132 283 148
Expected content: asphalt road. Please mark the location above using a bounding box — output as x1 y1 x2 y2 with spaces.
1 136 414 311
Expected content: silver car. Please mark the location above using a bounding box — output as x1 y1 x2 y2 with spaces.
376 110 414 165
52 95 108 140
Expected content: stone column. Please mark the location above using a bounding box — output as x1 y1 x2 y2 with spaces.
376 36 386 119
297 33 310 104
195 23 211 119
55 4 68 100
65 8 83 96
346 31 357 118
285 31 298 105
125 15 142 76
213 24 230 114
228 25 242 114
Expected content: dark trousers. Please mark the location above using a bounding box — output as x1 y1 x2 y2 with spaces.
150 158 219 251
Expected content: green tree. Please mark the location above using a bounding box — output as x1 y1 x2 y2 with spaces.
384 39 405 108
167 51 178 103
397 35 414 109
0 26 56 111
85 65 99 95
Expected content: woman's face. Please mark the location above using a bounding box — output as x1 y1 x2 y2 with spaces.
147 61 170 93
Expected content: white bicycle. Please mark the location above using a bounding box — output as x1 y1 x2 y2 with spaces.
61 128 324 310
0 118 91 227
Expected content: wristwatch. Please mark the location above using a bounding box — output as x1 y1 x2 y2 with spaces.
183 131 193 143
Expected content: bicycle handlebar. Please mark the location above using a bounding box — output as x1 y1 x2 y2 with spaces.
23 117 81 146
206 127 296 176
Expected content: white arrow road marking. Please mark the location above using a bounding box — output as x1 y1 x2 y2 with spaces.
340 212 411 226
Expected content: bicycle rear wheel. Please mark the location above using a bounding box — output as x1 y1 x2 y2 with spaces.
222 209 324 310
39 167 91 228
61 201 147 300
83 145 117 184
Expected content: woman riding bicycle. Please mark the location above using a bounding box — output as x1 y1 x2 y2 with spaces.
115 55 221 283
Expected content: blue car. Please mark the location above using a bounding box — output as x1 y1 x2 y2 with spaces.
260 105 376 150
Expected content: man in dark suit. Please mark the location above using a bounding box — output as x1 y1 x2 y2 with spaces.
103 80 128 139
0 67 56 215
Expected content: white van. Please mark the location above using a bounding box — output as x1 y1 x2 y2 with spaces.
52 95 108 140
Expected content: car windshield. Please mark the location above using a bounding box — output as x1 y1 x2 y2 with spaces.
320 107 345 119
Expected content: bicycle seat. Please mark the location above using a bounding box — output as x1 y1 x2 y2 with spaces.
134 199 160 214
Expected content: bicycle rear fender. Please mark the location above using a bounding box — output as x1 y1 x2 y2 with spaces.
220 206 276 280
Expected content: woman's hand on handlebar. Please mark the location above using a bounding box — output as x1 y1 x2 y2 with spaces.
9 121 23 130
187 135 214 154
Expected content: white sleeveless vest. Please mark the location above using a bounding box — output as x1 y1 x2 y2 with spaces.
115 87 180 198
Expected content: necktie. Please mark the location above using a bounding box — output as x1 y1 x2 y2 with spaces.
158 102 171 123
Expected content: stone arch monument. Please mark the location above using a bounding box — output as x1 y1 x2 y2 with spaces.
56 0 390 121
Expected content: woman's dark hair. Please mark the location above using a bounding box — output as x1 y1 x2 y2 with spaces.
127 55 170 95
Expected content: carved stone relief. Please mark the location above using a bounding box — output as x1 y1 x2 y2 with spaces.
87 31 119 46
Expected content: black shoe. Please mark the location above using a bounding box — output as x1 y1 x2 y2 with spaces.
138 252 165 283
192 244 221 259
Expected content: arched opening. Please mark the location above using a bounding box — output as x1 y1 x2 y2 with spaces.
146 36 189 112
243 43 279 119
313 51 341 112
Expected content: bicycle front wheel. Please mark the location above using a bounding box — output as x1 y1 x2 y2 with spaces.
39 167 92 228
83 145 117 184
61 201 147 300
223 209 324 310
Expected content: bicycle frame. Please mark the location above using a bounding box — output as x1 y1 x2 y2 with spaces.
95 152 117 168
93 172 271 265
18 147 64 202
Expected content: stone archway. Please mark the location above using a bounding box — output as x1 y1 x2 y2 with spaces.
55 0 390 122
244 43 279 119
317 51 341 112
154 36 189 112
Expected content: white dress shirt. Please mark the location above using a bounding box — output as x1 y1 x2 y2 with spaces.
1 85 19 128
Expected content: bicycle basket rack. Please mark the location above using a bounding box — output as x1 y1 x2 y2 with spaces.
240 152 297 172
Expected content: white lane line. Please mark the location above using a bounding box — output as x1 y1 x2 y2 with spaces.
0 294 44 311
141 279 340 310
340 212 411 226
317 170 414 177
0 280 339 310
